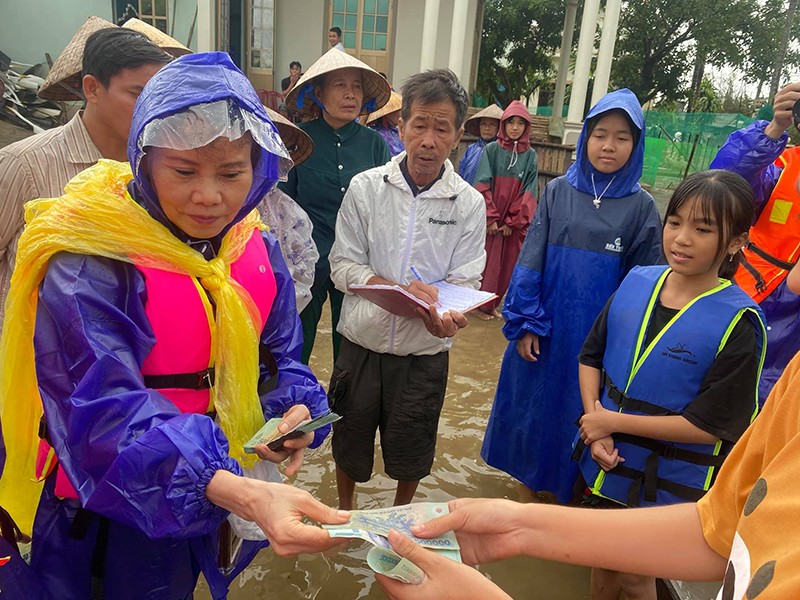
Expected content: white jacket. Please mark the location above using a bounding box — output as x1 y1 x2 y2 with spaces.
330 153 486 356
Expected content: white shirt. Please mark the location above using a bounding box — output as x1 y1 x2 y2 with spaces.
330 153 486 356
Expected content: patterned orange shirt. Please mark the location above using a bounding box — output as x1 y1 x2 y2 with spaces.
697 351 800 599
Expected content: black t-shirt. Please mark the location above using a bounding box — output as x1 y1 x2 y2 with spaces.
579 291 760 443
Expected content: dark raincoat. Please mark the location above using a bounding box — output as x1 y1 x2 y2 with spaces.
27 53 329 599
481 89 662 503
710 120 799 405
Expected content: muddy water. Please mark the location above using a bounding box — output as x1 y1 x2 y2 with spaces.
197 310 590 600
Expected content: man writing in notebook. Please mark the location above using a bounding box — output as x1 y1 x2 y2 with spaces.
328 69 486 510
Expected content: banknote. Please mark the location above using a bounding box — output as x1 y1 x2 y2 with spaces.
326 526 462 562
366 547 425 585
243 412 341 453
324 502 459 551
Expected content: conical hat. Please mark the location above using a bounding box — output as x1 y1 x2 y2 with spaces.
366 90 402 125
122 18 191 57
38 17 187 101
464 104 503 137
38 16 115 101
285 48 390 119
264 107 314 166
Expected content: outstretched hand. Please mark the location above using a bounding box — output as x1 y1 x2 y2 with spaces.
409 498 529 566
206 471 350 556
375 530 512 600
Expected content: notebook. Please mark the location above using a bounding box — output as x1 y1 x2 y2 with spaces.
350 280 497 319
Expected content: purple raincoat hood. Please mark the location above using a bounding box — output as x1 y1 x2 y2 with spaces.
127 52 284 242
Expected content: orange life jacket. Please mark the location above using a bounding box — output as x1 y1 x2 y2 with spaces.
34 230 276 500
735 147 800 303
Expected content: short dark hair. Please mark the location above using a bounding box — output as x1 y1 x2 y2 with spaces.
664 170 755 279
82 28 172 88
289 61 302 70
329 27 342 38
400 69 468 129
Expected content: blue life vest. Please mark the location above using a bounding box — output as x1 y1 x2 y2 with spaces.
577 265 766 507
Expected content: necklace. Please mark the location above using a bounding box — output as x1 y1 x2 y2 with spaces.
591 173 616 209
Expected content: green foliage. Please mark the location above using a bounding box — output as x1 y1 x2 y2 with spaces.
743 0 800 98
475 0 567 107
612 0 756 104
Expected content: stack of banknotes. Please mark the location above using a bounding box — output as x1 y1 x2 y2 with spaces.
323 502 461 584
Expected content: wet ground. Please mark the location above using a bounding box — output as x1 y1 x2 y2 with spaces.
0 119 672 599
197 309 591 599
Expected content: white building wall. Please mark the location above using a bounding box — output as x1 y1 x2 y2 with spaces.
270 0 479 93
0 0 198 71
392 0 478 91
273 0 326 91
0 0 111 66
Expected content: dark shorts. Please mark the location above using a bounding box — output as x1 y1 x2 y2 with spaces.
330 337 449 483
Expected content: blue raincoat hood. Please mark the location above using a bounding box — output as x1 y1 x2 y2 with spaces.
565 88 644 198
127 52 284 243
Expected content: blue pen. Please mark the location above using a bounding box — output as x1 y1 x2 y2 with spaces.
410 266 442 308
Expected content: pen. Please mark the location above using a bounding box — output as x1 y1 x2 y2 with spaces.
410 266 442 308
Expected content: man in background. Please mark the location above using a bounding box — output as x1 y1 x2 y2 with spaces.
0 27 172 332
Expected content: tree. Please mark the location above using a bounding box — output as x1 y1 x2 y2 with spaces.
612 0 757 105
768 0 799 100
475 0 567 107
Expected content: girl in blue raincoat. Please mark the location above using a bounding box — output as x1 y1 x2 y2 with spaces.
0 53 347 599
481 89 662 504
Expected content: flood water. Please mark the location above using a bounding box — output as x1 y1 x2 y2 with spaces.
197 310 590 600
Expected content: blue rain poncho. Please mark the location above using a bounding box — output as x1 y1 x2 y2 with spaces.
709 120 799 404
12 53 329 599
481 89 662 503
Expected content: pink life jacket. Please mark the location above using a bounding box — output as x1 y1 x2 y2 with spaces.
35 230 277 500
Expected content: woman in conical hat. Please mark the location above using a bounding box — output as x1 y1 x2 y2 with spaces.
0 52 348 599
458 104 503 185
366 90 404 156
279 48 391 365
259 107 319 312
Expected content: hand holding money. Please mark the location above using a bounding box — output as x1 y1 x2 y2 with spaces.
323 503 462 584
243 408 340 476
376 530 512 600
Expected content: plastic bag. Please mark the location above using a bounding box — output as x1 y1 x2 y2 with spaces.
226 460 283 540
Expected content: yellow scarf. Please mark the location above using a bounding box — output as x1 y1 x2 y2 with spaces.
0 160 267 535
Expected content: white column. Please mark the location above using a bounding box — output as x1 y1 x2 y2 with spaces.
195 0 215 52
552 0 579 121
448 0 470 80
420 0 441 71
566 0 600 123
590 0 622 106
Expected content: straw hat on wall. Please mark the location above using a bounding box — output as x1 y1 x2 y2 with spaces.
264 107 314 166
39 16 189 101
284 48 390 120
463 104 504 137
366 90 402 125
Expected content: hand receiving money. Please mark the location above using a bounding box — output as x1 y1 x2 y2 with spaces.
323 503 462 584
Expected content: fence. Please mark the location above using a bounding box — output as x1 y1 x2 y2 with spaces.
640 111 755 190
452 135 575 198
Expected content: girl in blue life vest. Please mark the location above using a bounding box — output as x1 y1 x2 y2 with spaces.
481 89 662 505
0 53 349 600
575 170 766 600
